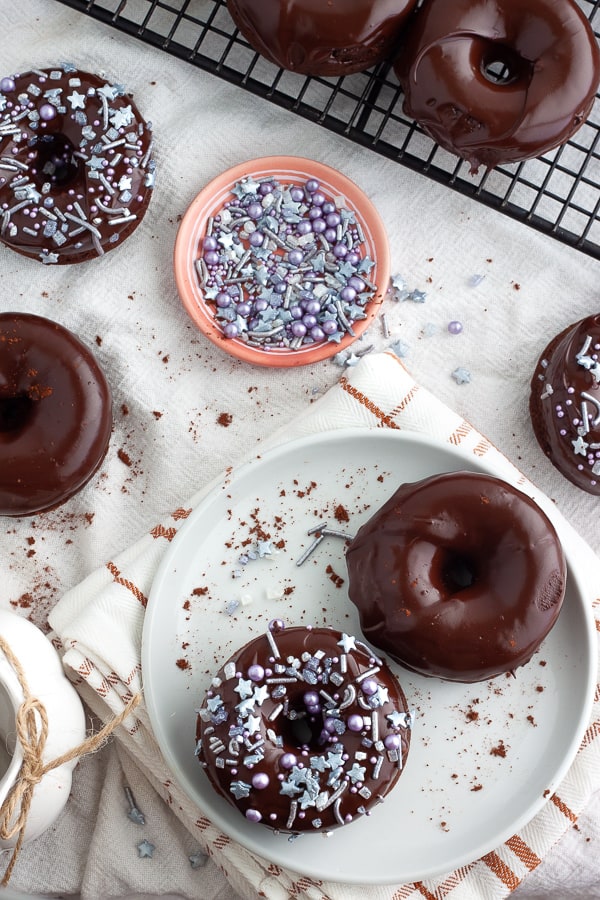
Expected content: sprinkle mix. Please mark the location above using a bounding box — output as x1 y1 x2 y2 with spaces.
0 64 155 263
196 622 412 834
194 175 378 351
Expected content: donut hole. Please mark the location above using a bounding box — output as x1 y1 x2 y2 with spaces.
0 393 35 434
441 549 478 594
480 44 529 86
30 133 81 190
282 705 326 751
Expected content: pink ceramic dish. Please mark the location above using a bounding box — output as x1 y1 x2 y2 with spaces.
174 156 390 367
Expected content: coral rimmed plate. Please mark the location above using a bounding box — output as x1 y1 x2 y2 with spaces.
173 156 390 367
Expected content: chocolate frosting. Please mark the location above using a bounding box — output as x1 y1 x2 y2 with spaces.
0 65 155 264
0 313 113 516
196 624 412 832
394 0 600 171
346 472 566 683
530 314 600 495
227 0 418 76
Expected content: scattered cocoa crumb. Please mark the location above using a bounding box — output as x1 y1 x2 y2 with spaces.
513 282 521 291
95 335 102 346
117 448 132 467
183 600 191 611
192 586 209 596
527 714 537 727
325 564 344 589
217 412 233 427
535 685 544 693
175 658 190 670
121 403 129 416
333 504 349 523
471 784 483 792
152 411 163 419
490 740 507 758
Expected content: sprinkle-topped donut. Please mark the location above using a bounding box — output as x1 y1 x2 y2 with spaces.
346 472 567 683
0 64 155 264
530 314 600 495
0 312 112 516
196 622 412 833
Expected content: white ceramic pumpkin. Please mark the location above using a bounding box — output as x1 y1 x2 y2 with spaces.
0 609 86 848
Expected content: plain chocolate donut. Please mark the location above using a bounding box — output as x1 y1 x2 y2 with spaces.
346 471 567 683
394 0 600 172
227 0 419 77
0 64 155 264
530 314 600 495
0 312 112 516
196 622 412 832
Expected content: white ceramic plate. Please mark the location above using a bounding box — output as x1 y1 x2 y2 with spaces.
142 430 597 884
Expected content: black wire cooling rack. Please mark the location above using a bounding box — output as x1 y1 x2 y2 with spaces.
55 0 600 259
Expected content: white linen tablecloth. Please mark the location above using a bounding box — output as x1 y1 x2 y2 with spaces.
0 2 599 898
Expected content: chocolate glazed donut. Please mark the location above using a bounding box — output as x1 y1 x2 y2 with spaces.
394 0 600 172
346 471 567 683
227 0 419 77
0 312 112 516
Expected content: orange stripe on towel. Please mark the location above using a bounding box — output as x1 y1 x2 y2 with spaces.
482 851 520 890
550 792 577 822
506 835 542 871
106 560 148 608
340 375 402 428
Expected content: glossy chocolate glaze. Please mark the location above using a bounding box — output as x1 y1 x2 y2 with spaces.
227 0 418 77
0 313 112 516
346 472 566 683
196 624 412 832
0 65 155 264
530 314 600 495
394 0 600 172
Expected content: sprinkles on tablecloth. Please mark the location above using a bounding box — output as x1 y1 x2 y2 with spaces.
194 175 378 351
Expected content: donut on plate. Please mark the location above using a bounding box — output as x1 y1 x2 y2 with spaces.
394 0 600 172
227 0 419 77
196 621 412 832
345 471 567 683
0 64 155 264
530 314 600 495
0 312 113 516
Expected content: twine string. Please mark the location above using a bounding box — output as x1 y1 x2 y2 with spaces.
0 634 141 885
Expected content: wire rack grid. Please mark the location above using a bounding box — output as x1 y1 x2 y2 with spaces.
53 0 600 259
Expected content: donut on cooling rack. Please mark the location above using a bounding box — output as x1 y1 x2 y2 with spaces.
226 0 419 77
0 63 155 263
0 312 113 516
196 621 413 832
345 471 567 683
394 0 600 172
530 314 600 495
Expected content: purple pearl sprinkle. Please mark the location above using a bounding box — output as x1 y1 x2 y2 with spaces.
347 714 364 732
268 618 285 634
303 691 320 707
39 103 57 122
280 753 297 769
251 772 270 790
361 678 378 696
247 664 265 682
0 77 16 92
245 809 262 823
448 320 463 335
384 734 401 750
306 179 319 192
